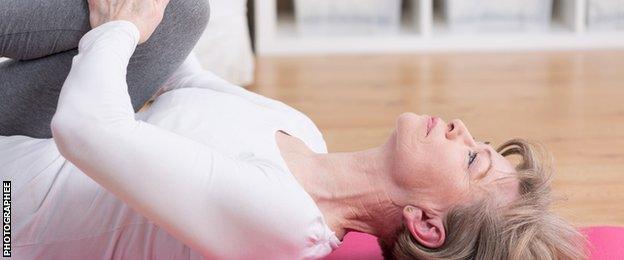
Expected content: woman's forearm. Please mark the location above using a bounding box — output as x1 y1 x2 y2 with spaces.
52 20 138 133
50 21 248 257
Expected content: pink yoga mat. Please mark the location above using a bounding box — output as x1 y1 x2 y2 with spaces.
324 226 624 260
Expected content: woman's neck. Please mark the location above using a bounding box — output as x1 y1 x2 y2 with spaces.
278 135 404 240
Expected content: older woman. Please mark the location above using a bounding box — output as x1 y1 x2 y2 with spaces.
0 0 586 259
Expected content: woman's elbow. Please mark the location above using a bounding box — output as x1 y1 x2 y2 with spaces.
51 112 79 156
50 111 99 159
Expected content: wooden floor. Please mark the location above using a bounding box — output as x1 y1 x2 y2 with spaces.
248 51 624 227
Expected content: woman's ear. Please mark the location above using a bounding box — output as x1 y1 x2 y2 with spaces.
402 206 446 248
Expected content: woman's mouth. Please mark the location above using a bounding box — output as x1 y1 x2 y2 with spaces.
426 116 438 136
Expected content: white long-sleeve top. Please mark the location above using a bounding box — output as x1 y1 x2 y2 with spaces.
0 21 341 259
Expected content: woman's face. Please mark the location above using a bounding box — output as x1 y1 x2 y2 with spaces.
387 112 519 211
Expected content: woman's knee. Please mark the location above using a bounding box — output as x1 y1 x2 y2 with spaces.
187 0 210 34
162 0 210 41
0 0 89 60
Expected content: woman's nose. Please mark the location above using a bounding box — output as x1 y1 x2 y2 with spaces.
445 119 475 145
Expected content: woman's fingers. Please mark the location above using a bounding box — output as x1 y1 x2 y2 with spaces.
159 0 172 9
157 0 171 19
85 0 171 44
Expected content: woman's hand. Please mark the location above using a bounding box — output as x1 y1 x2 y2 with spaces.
87 0 170 44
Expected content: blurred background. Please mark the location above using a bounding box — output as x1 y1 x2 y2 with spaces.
193 0 624 229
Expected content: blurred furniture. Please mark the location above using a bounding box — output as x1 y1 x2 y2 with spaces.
293 0 402 36
254 0 624 55
587 0 624 30
441 0 553 32
193 0 254 86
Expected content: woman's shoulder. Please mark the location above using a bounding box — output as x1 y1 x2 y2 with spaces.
160 82 328 154
203 157 335 257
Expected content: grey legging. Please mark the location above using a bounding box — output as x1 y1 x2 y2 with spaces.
0 0 210 138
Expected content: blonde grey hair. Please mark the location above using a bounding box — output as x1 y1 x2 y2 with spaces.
378 139 588 260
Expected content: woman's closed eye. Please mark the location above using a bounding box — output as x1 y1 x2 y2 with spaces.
468 151 478 168
468 148 494 180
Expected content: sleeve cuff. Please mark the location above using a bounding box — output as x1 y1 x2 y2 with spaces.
79 20 141 50
102 20 141 44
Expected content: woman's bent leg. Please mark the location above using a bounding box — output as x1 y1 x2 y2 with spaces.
0 0 90 60
0 51 77 138
0 0 210 138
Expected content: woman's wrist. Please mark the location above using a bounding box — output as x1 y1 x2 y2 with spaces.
97 20 141 43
